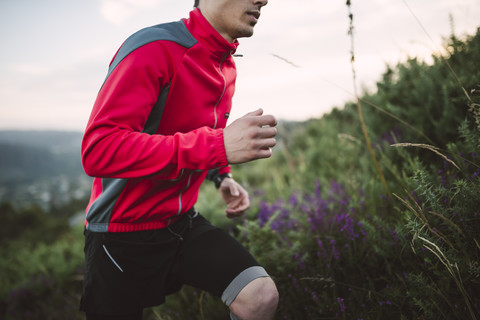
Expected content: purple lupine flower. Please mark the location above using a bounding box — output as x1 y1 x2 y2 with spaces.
390 228 400 242
337 297 346 313
258 200 272 227
289 192 299 207
253 189 265 196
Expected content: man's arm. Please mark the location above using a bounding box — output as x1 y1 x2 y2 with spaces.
81 43 228 180
217 108 277 217
219 177 250 218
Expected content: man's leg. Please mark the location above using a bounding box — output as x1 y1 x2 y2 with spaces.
228 277 278 320
176 216 279 320
81 228 182 320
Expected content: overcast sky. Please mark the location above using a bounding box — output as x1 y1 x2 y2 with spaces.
0 0 479 131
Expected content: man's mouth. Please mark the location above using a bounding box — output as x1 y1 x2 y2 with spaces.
247 10 261 23
248 11 261 20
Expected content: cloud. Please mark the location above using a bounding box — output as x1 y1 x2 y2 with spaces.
100 0 162 25
75 46 111 61
0 60 105 131
11 64 51 76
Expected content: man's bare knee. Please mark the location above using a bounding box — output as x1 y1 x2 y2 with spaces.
229 277 279 320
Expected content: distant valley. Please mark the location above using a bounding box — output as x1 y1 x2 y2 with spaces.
0 130 92 210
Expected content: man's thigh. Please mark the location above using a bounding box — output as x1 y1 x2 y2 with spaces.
80 227 181 315
175 218 269 304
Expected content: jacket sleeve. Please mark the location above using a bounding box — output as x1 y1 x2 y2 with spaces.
81 42 229 179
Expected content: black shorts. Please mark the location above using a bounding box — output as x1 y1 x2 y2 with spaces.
80 211 268 316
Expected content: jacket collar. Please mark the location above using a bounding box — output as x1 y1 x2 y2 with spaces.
183 8 239 59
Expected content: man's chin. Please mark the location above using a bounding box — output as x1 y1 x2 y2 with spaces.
236 28 255 39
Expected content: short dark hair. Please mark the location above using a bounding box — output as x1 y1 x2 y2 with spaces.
194 0 199 7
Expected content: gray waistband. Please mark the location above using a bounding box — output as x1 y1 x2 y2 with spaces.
221 266 269 306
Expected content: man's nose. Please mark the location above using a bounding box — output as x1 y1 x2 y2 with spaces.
255 0 268 8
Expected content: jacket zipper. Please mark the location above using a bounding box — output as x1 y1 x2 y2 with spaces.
213 51 232 129
176 51 233 215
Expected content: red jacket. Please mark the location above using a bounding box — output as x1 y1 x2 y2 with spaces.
81 9 237 232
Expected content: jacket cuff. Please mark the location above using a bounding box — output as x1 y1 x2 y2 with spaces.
218 165 231 175
216 128 229 167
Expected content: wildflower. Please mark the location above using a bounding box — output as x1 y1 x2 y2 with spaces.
289 192 299 207
258 201 272 227
317 239 323 248
337 297 346 313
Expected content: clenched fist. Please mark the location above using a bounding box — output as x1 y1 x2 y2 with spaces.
223 108 277 164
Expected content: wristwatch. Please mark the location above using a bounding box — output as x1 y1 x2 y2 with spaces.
214 172 232 189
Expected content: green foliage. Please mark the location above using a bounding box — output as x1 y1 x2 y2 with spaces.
367 29 480 149
0 202 70 244
145 288 227 320
393 118 480 319
4 263 84 320
0 204 85 319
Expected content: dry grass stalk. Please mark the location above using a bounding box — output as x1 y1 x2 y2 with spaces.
393 192 455 250
474 238 480 251
390 143 460 170
347 0 391 197
418 236 477 320
429 210 465 237
337 133 360 144
358 97 434 144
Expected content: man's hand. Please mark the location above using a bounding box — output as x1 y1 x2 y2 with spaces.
219 177 250 218
223 108 277 164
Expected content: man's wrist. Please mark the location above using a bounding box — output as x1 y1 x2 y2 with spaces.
206 169 232 188
214 173 232 188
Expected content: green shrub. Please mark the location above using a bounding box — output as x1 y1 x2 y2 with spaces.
0 214 84 319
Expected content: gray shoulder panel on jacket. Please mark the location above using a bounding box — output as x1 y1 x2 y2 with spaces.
103 20 197 84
